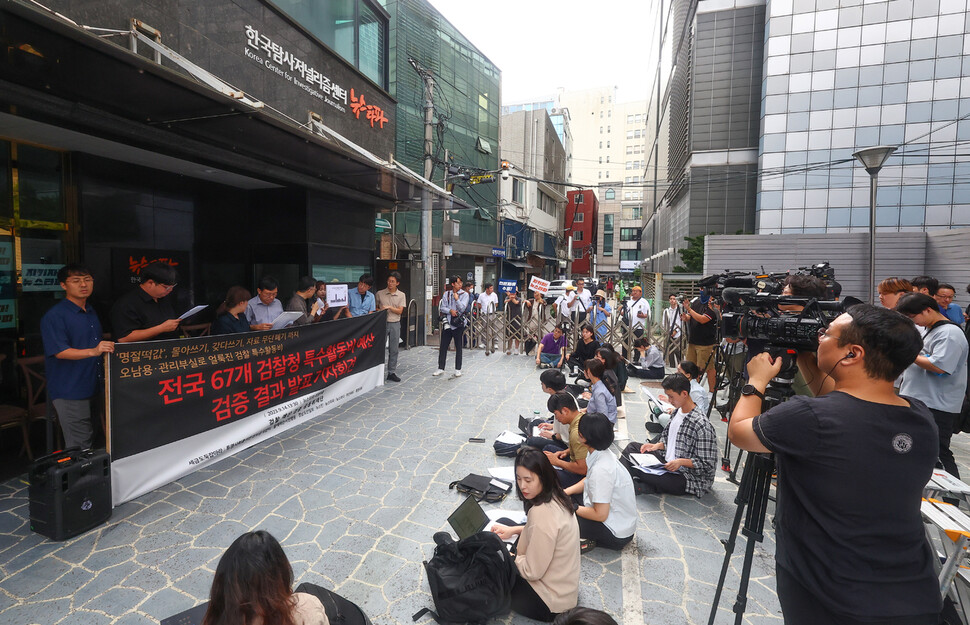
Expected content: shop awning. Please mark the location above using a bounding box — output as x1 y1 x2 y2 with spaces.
527 253 559 262
0 2 469 212
504 259 532 269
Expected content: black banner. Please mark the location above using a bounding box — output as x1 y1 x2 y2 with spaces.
108 312 386 461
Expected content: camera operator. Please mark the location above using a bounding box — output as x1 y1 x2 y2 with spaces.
681 290 717 393
779 274 832 397
728 305 941 625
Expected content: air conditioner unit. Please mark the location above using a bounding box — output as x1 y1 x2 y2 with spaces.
551 107 561 115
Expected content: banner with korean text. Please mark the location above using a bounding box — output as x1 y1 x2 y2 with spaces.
107 312 386 504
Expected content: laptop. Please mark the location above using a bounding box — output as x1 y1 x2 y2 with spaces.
160 602 208 625
518 414 539 438
447 496 521 544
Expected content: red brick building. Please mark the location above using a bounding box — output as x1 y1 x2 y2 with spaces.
565 190 598 275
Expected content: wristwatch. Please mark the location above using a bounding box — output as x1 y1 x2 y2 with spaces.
741 384 766 401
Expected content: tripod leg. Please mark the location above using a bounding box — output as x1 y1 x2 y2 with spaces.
707 496 748 625
732 535 759 625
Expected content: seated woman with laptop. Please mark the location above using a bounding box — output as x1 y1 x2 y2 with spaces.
490 447 580 622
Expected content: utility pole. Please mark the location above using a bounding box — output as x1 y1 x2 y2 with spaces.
409 57 435 338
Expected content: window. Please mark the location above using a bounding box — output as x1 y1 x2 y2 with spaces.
574 211 584 222
605 188 615 200
573 248 585 259
599 141 603 148
606 156 610 163
598 172 602 179
608 110 611 117
620 228 639 241
634 129 642 138
626 161 632 170
512 179 523 203
573 230 583 241
624 191 632 200
598 156 603 164
607 126 611 133
603 215 614 256
606 141 610 148
626 146 633 155
620 250 640 261
627 114 634 123
273 0 388 88
575 194 584 205
600 127 603 134
627 130 634 139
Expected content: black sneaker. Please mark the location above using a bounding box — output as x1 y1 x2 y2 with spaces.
387 373 401 382
580 538 597 554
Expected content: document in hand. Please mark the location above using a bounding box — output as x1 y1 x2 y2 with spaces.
270 311 304 330
178 304 209 321
487 466 516 484
630 453 664 468
327 284 349 307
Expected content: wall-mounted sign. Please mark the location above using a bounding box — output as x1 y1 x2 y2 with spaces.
0 241 14 299
0 300 16 329
619 260 640 271
245 26 387 131
491 248 506 258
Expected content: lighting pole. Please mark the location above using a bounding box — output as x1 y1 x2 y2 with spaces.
852 146 896 304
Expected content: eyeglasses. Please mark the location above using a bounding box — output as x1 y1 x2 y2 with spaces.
817 328 840 341
160 283 177 292
65 277 93 285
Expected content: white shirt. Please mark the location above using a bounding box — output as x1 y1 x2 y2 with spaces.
627 297 651 329
478 291 499 313
558 292 576 319
584 450 637 539
689 379 710 416
662 306 682 338
665 409 687 463
573 288 593 312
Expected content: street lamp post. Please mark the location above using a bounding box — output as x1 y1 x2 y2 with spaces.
852 146 896 304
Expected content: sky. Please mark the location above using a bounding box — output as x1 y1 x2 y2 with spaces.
427 0 654 105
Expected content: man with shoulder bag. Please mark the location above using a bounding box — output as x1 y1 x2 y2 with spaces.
435 276 469 378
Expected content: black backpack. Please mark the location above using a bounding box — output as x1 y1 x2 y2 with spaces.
414 531 517 624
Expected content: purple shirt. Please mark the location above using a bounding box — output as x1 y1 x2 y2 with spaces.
540 332 566 355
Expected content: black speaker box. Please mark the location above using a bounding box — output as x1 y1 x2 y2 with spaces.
29 448 112 541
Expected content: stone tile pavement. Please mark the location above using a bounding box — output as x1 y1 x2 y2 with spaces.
1 346 968 625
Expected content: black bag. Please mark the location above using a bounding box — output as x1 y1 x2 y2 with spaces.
449 473 508 503
295 582 373 625
524 336 537 355
414 531 517 624
493 432 525 457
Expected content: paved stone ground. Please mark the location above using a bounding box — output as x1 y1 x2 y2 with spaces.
1 346 968 625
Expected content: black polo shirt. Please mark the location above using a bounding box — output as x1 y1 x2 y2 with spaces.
110 286 180 341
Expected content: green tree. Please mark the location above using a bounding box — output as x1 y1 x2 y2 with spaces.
672 233 711 273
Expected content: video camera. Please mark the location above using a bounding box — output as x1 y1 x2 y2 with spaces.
719 288 859 352
697 270 788 300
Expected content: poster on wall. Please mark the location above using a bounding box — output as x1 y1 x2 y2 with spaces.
107 311 387 504
0 240 14 299
21 264 61 291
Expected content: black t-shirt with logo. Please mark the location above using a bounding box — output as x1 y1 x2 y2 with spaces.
753 392 941 619
686 299 717 346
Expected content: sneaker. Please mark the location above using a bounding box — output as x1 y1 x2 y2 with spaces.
387 373 401 382
432 369 445 377
580 538 597 554
454 370 462 378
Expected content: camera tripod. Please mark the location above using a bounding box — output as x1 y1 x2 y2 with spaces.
707 353 797 625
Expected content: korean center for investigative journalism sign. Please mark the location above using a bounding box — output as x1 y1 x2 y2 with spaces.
107 312 387 504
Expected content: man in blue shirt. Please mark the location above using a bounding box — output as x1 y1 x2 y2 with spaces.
935 283 964 327
41 264 115 450
348 274 376 317
246 275 283 330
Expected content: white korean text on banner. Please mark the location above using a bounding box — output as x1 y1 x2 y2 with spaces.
107 312 386 504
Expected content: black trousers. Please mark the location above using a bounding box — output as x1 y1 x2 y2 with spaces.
576 516 633 551
619 442 687 495
929 408 960 479
775 565 940 625
510 574 556 622
438 326 464 371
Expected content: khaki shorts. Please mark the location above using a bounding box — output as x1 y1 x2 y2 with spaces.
685 343 716 371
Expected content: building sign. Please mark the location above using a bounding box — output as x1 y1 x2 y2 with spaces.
108 312 386 503
21 264 61 291
619 260 640 271
245 26 387 131
491 248 506 258
470 174 496 185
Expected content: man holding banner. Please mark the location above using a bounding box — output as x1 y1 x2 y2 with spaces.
41 263 115 450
